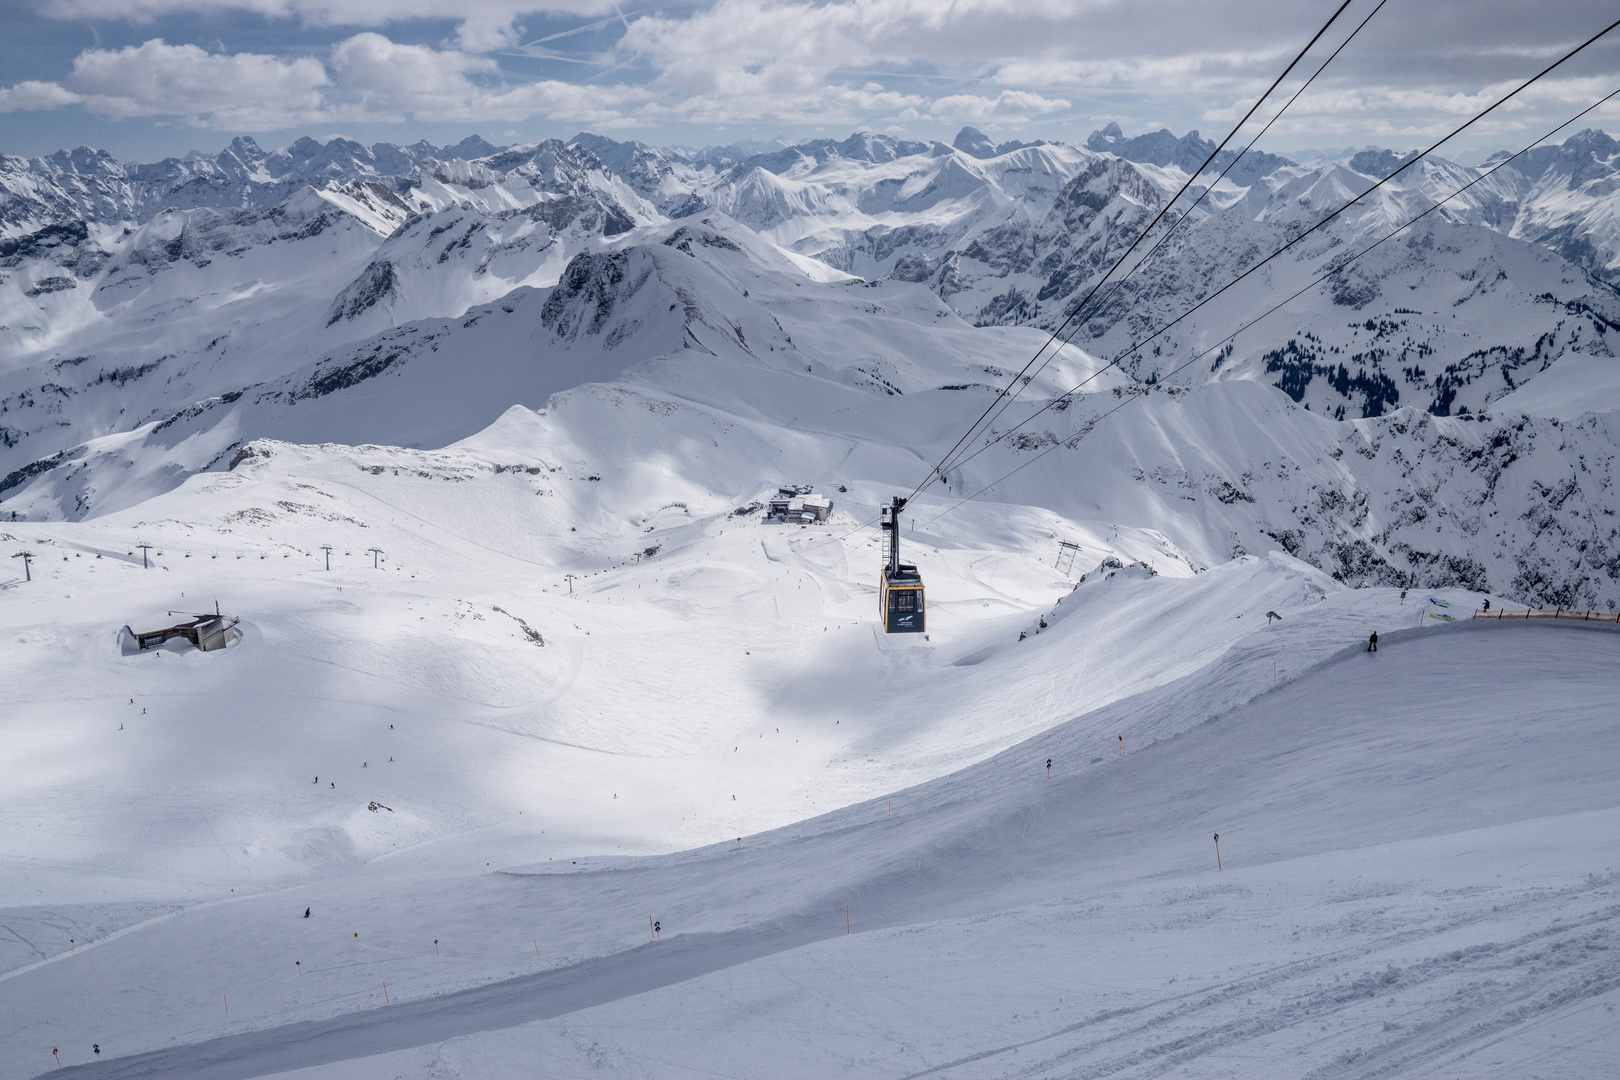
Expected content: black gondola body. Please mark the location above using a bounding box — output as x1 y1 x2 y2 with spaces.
879 496 925 633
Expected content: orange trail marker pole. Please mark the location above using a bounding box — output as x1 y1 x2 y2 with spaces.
1214 833 1222 871
1118 735 1123 757
383 982 389 1005
53 1049 61 1069
534 939 540 961
434 939 439 956
223 994 228 1013
649 915 654 940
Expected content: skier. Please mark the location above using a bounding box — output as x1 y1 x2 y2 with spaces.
314 776 318 784
1483 597 1491 611
304 908 310 919
330 782 335 789
1367 631 1379 652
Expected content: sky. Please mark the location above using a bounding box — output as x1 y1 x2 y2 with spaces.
1 0 1618 163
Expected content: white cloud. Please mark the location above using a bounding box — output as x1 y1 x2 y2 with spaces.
37 0 613 65
6 0 1619 144
927 90 1070 123
330 33 499 121
0 33 645 130
329 33 645 124
64 39 330 129
0 80 84 113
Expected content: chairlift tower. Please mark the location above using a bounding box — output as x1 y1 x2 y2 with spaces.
1055 540 1081 576
11 550 32 582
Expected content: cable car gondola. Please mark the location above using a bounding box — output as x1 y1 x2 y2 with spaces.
879 496 925 633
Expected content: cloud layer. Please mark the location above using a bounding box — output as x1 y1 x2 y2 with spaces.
3 0 1618 142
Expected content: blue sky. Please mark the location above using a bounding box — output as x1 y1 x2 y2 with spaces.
2 0 1618 163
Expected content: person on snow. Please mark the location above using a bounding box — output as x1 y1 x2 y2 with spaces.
304 908 310 918
1367 631 1379 652
1483 597 1491 611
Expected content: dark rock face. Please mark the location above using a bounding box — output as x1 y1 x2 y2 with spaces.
326 261 399 326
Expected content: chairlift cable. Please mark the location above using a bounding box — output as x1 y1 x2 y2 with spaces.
942 0 1391 470
907 0 1357 502
911 80 1620 536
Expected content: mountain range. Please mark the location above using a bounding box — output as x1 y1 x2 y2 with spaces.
2 122 1618 606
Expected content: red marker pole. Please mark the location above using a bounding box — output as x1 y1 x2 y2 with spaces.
434 939 439 956
53 1049 61 1069
383 982 389 1005
534 938 540 961
1214 833 1222 871
649 915 654 940
1118 735 1123 757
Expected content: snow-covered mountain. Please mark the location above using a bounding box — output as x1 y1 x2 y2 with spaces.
2 122 1619 611
4 122 1620 1080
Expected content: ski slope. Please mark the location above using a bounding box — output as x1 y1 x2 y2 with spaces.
2 122 1618 1079
8 607 1618 1078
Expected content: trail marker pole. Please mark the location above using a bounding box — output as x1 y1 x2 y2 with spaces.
1214 833 1222 871
1046 757 1051 778
1118 735 1123 757
223 994 228 1013
295 961 300 976
434 939 439 955
846 906 850 934
649 915 654 940
53 1049 60 1069
534 939 540 961
1274 662 1277 685
321 545 332 570
383 982 389 1005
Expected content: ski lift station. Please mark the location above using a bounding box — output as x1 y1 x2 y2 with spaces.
764 486 832 524
121 611 239 653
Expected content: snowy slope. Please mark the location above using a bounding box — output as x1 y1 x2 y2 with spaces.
1 122 1618 1079
2 516 1615 1078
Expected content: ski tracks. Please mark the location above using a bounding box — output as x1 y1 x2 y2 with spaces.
896 871 1620 1080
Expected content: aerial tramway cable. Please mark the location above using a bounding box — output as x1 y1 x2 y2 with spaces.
909 0 1357 502
932 13 1620 485
941 0 1392 473
911 78 1620 536
814 11 1620 568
